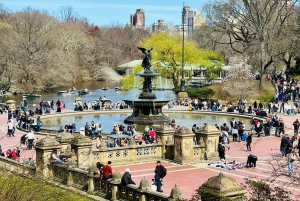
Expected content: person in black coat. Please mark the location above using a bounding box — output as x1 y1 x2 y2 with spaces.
121 168 136 186
246 133 252 151
247 154 257 168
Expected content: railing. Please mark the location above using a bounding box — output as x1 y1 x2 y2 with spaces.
0 156 36 174
93 144 162 164
51 164 173 201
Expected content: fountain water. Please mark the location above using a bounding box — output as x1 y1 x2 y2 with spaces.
123 47 170 125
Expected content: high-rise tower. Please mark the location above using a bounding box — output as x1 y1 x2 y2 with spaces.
130 8 145 27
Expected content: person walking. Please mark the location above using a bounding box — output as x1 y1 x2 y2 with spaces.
154 161 166 192
288 150 296 177
246 133 252 151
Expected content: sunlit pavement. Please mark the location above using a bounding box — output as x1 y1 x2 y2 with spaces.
0 108 299 199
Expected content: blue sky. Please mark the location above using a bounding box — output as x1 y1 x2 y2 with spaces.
1 0 208 26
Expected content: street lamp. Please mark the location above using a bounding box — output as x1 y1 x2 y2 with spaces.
180 23 185 92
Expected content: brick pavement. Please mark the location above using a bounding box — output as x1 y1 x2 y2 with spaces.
0 107 299 199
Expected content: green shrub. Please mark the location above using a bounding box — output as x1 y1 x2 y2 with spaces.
186 87 215 99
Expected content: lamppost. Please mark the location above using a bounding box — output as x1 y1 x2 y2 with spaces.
180 23 185 92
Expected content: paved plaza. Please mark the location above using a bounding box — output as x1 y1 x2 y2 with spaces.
0 107 299 199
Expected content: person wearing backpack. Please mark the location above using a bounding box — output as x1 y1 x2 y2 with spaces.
154 161 166 192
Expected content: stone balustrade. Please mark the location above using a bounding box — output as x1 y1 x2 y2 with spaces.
51 164 181 201
93 143 162 165
0 156 36 175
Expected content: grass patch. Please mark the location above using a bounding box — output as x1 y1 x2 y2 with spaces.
208 81 275 105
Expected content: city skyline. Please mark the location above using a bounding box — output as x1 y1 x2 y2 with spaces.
0 0 208 26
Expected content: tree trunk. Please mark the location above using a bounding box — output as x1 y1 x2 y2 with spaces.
259 41 267 90
259 74 266 90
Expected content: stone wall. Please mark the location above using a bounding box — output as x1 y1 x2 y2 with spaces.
0 156 36 174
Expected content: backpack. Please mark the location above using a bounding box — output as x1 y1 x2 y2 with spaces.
161 166 167 178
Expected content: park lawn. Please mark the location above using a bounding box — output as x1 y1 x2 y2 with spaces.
208 80 275 105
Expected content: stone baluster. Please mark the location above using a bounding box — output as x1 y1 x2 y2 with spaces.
35 134 62 178
111 169 122 201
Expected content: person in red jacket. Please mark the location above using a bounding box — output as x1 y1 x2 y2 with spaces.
102 161 113 180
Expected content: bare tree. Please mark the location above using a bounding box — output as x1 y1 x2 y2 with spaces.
203 0 298 90
222 64 255 100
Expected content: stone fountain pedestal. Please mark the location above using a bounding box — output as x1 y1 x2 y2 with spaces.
123 63 170 125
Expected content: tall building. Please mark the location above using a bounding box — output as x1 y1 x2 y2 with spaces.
182 6 205 37
130 8 145 27
152 20 168 32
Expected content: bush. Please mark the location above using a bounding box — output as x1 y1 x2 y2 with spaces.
186 87 215 100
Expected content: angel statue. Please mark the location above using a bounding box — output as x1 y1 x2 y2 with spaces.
137 47 153 71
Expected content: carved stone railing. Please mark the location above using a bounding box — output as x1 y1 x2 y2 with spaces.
0 156 36 175
51 164 180 201
193 145 206 162
93 144 162 165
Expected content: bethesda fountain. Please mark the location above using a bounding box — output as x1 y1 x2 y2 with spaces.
123 47 171 125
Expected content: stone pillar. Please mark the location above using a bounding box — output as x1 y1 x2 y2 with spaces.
35 135 62 177
199 172 246 200
169 184 182 201
56 131 74 154
156 123 174 159
67 168 73 186
173 127 194 165
138 177 151 201
128 138 137 163
111 170 122 201
195 124 220 161
75 97 83 106
87 166 98 192
71 134 93 170
6 100 16 111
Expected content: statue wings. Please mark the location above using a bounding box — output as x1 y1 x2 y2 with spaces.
137 47 153 53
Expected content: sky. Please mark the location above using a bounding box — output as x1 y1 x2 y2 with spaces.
0 0 209 26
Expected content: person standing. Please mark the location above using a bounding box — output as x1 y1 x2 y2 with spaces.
288 150 296 177
246 133 252 151
90 121 96 140
280 134 289 156
102 161 113 180
218 140 226 160
121 168 136 186
293 119 300 134
154 161 166 192
26 128 36 150
7 119 14 137
36 116 42 133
